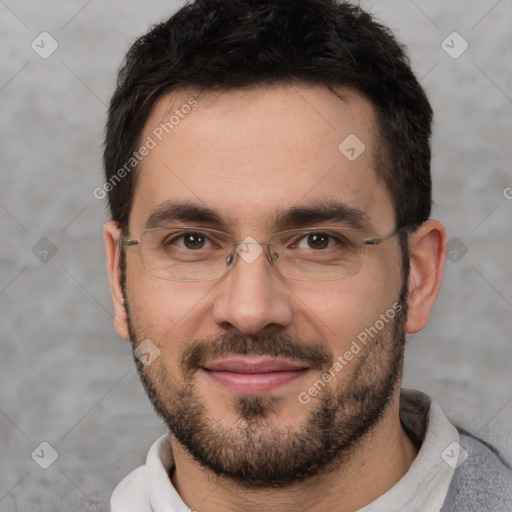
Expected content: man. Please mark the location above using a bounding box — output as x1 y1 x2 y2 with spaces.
102 0 512 510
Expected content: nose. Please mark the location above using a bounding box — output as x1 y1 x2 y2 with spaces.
212 240 293 335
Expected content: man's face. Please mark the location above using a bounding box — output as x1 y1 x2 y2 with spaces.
117 84 407 487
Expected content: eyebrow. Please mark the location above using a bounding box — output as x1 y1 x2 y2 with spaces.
144 199 374 233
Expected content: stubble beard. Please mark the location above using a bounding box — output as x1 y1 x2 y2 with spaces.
122 265 408 489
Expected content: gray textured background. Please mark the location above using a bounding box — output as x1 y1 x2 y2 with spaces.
1 1 511 510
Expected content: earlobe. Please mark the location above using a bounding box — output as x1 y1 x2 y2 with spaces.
405 220 447 335
104 220 131 340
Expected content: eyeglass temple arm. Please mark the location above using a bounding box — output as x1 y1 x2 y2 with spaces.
119 235 140 247
363 226 405 246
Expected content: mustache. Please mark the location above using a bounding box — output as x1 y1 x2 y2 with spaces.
181 331 332 375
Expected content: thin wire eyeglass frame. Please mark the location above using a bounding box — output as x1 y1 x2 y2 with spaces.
119 225 404 282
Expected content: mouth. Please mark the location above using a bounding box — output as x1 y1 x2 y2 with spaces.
201 356 310 394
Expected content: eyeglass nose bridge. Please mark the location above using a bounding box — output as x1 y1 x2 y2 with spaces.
225 240 278 268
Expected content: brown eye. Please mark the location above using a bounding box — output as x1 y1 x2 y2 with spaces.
295 232 349 251
163 232 211 250
306 232 329 249
182 233 207 249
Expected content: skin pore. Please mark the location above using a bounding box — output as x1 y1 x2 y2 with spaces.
104 84 446 511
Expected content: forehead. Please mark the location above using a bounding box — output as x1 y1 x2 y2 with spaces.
129 84 394 235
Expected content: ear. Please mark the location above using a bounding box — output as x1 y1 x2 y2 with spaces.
104 220 130 340
405 220 446 334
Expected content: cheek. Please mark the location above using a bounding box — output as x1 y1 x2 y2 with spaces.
125 269 215 350
291 272 401 354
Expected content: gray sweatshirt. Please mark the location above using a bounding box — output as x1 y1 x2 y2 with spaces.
441 430 512 511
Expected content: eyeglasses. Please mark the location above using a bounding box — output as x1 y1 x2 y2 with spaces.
120 226 402 282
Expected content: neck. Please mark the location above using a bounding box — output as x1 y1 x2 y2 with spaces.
169 392 419 512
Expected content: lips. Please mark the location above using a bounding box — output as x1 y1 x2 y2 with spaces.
201 356 309 394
